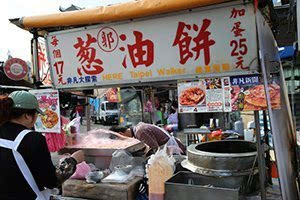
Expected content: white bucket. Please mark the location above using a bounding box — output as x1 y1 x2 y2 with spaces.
244 129 254 141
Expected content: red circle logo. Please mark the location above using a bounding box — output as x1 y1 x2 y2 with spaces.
4 58 28 81
97 27 119 52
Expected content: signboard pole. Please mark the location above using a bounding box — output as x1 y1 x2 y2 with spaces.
297 0 300 51
86 97 91 131
254 111 266 200
263 110 272 185
33 32 40 83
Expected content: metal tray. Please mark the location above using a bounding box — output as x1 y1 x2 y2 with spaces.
165 172 240 200
65 142 145 156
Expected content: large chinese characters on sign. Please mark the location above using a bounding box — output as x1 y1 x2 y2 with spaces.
46 4 258 89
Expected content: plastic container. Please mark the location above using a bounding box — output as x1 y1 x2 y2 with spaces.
244 129 254 141
234 120 244 136
148 156 174 200
149 193 164 200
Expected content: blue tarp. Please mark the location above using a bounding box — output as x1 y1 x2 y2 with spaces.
279 46 295 59
90 98 100 111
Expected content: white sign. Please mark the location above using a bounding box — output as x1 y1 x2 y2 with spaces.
30 89 61 133
38 38 52 86
46 3 258 89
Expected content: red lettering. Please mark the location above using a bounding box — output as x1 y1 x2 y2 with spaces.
230 39 248 57
38 44 46 70
53 61 66 85
230 8 245 18
58 75 66 85
173 19 215 65
230 40 239 56
51 36 59 47
120 31 154 68
53 49 62 59
74 34 104 76
231 22 245 37
192 19 216 65
101 31 114 49
53 61 64 75
235 56 248 70
173 22 193 65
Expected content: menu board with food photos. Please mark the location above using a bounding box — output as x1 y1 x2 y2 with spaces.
230 75 281 111
178 75 281 113
30 89 61 133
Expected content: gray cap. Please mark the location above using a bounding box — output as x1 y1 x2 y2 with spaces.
9 91 44 115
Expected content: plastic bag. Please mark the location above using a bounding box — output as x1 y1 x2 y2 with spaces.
103 165 145 183
166 136 182 155
102 167 131 183
85 169 110 184
88 163 99 172
102 150 145 183
152 124 182 155
146 145 175 199
146 145 175 175
109 150 133 171
70 161 91 180
86 171 104 184
45 132 66 152
128 166 145 178
68 117 81 134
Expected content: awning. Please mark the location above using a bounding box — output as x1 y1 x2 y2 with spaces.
10 0 232 30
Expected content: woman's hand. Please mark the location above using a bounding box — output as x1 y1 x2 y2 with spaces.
55 150 84 186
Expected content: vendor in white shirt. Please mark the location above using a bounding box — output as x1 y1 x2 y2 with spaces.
165 101 179 136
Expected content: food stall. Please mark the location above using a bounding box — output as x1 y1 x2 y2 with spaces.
10 0 299 199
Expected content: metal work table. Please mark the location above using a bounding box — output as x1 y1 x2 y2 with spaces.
183 128 211 146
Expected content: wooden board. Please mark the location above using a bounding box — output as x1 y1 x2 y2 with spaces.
63 177 142 200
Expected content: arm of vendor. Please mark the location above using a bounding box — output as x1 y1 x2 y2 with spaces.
110 122 186 154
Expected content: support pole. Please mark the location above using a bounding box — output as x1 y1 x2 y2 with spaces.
291 60 296 125
254 111 266 200
263 111 272 185
32 31 40 84
86 97 91 131
141 89 145 122
150 87 155 124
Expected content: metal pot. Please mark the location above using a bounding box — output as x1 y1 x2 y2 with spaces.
182 140 257 176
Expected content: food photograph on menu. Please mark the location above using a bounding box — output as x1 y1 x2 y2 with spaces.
230 75 281 111
178 80 206 113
